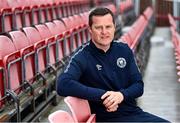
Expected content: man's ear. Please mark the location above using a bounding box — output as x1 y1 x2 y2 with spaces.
88 26 92 34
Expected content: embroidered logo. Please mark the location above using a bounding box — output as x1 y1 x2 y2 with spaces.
117 57 126 68
96 64 102 70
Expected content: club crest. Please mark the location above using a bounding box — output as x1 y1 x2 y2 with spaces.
117 57 126 68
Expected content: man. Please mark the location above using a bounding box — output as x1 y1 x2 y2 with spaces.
57 7 168 122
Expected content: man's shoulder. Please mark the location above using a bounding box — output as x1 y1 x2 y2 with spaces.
112 40 130 50
71 42 90 59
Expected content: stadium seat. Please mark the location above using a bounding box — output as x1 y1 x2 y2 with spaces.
0 36 16 109
45 21 66 35
14 7 24 30
48 110 74 123
71 28 78 51
34 24 58 69
54 33 66 67
22 6 32 27
53 20 67 33
22 27 42 44
31 6 40 25
45 21 67 66
53 2 64 18
35 24 52 39
1 35 34 119
62 17 74 30
22 27 57 101
62 1 70 17
64 96 96 123
0 8 14 33
63 31 73 57
22 27 47 73
9 30 36 88
9 31 30 50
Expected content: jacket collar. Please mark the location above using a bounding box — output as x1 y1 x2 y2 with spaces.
89 40 113 55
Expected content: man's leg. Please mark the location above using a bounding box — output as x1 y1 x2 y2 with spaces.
100 111 169 122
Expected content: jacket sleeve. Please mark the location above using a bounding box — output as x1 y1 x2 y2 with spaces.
57 52 106 102
120 46 144 101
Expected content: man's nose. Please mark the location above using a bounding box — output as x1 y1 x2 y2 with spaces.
101 27 107 34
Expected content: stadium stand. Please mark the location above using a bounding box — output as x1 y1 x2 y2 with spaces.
0 0 157 122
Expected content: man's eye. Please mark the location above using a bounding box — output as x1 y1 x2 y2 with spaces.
95 26 101 29
106 26 112 29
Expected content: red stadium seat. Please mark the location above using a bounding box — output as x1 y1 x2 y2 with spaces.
70 28 79 51
9 31 30 50
37 22 65 68
35 24 52 39
35 24 57 69
2 34 34 115
14 7 23 30
53 20 67 33
64 96 96 123
39 5 47 24
31 6 40 25
22 27 46 72
64 31 72 57
9 30 35 84
22 27 42 44
0 8 14 33
62 17 74 30
22 6 32 27
3 51 22 92
45 22 62 35
56 34 65 62
48 110 74 123
0 36 16 109
22 27 57 100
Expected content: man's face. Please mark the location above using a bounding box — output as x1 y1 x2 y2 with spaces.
89 14 115 49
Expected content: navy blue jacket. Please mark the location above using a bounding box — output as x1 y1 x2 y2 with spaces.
57 40 144 119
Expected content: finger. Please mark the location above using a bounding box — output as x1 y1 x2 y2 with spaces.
108 102 119 109
107 106 117 112
104 99 114 108
101 91 111 100
103 95 114 105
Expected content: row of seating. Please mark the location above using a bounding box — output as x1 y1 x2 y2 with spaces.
0 3 117 121
0 0 90 9
119 0 133 14
119 6 155 75
0 0 90 34
120 6 154 50
119 0 136 26
168 14 180 82
0 12 90 122
49 96 96 123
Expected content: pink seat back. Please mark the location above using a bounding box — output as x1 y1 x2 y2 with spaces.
48 110 74 123
0 36 16 108
35 24 52 39
9 30 30 50
64 96 92 122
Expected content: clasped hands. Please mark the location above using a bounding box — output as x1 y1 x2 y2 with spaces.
101 91 124 112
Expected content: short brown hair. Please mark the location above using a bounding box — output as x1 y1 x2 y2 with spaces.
88 7 115 27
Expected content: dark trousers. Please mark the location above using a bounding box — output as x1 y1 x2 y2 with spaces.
96 111 169 122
